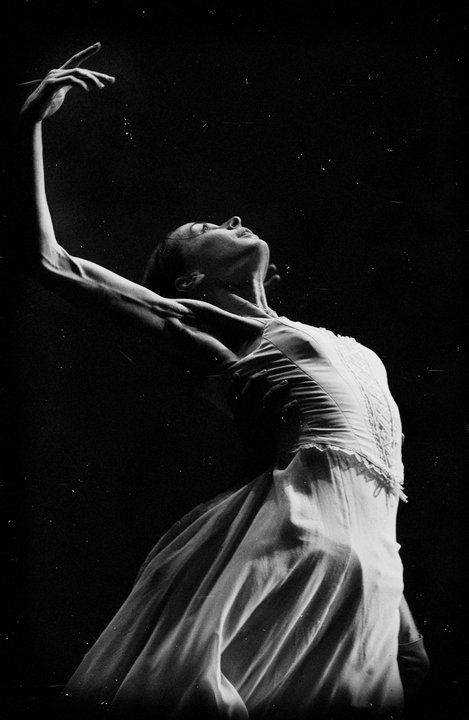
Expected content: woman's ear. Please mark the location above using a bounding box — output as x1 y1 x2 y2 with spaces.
174 272 205 294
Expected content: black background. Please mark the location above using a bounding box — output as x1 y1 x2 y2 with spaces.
3 1 466 718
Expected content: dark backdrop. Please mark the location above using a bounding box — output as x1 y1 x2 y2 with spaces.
4 2 466 718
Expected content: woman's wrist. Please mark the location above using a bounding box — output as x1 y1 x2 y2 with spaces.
398 633 424 647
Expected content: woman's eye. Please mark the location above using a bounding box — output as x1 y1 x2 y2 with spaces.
201 224 210 234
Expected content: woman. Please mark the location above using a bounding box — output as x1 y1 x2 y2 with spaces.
17 44 427 719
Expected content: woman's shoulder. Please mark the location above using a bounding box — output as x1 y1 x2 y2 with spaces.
274 318 386 365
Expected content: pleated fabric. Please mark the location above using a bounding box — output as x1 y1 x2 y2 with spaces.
62 319 406 719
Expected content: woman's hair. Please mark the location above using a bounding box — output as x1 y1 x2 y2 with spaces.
142 233 186 297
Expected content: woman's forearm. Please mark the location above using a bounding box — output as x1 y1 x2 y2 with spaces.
18 119 62 267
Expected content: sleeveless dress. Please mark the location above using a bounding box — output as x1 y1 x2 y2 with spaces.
61 317 406 719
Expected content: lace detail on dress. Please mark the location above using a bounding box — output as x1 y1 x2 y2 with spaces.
314 329 404 494
284 442 407 501
339 337 395 462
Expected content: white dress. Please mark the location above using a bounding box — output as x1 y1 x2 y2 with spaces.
62 317 406 719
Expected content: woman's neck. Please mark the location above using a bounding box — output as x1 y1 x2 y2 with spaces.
200 276 277 319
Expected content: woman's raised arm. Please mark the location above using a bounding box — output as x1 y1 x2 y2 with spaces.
17 45 193 330
16 44 240 367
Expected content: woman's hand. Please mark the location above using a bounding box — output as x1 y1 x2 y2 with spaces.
263 263 281 294
397 595 430 699
20 42 115 124
398 636 430 697
229 372 301 476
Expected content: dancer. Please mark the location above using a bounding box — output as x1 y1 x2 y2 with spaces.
17 44 428 719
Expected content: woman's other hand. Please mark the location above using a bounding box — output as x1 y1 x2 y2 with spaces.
263 263 281 294
19 43 115 124
397 595 430 701
228 372 301 476
398 636 430 701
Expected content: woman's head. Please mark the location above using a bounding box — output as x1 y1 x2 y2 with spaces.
143 216 270 297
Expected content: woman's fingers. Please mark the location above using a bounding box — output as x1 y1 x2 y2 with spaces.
19 45 112 89
61 68 115 87
260 381 290 412
264 273 281 290
49 75 90 92
64 68 115 83
228 373 301 470
62 69 104 90
263 264 281 292
228 371 269 415
19 69 113 90
84 70 115 82
19 46 114 122
238 371 270 408
281 400 299 415
229 373 291 422
42 69 115 100
59 42 102 70
50 67 115 89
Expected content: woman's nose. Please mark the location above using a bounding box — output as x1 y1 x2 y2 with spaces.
222 216 242 229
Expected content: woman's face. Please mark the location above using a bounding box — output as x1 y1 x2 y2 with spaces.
169 216 270 283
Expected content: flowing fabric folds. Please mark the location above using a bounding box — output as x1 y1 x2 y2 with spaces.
62 447 403 719
62 318 406 718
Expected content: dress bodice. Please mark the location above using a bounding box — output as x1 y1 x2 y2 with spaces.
65 315 406 718
203 317 405 498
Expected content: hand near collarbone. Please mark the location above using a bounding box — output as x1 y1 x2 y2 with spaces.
20 43 115 124
229 372 301 476
178 298 267 350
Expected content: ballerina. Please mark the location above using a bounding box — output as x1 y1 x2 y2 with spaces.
17 44 428 719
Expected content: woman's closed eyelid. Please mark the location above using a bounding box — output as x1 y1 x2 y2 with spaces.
185 222 217 239
182 224 203 240
200 223 220 234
